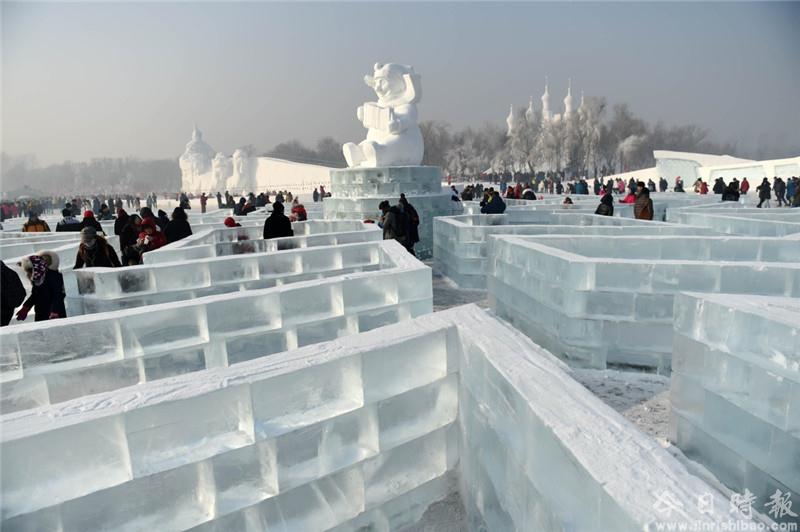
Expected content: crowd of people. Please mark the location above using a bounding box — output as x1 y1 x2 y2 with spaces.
0 187 318 326
373 194 421 256
445 172 800 208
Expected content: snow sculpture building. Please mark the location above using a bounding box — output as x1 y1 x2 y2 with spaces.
178 125 215 181
342 63 424 169
325 63 457 259
610 150 800 185
179 127 332 195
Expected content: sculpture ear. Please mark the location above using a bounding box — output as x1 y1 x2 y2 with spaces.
363 74 375 88
401 73 422 104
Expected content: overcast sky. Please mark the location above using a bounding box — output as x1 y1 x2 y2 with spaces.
3 1 799 166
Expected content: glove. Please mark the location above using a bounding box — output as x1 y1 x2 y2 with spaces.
16 306 30 321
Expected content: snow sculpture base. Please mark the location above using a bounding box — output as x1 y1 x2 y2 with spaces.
324 166 459 259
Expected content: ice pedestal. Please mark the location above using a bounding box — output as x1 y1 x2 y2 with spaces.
1 305 748 531
324 166 459 259
670 293 800 523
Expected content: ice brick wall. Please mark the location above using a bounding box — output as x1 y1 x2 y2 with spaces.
433 213 713 289
0 240 432 413
68 240 391 315
453 306 736 531
671 210 800 237
1 307 461 531
142 222 383 264
0 233 83 260
488 235 800 372
670 292 799 522
0 305 744 531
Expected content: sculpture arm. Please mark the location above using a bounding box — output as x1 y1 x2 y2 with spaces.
387 104 417 135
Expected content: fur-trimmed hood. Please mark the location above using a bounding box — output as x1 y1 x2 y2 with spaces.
36 250 60 271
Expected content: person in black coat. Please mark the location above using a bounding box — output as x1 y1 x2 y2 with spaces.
156 209 170 231
757 178 771 208
398 194 420 252
73 227 122 268
1 260 26 326
16 254 66 322
114 208 130 236
80 210 103 233
262 202 294 240
164 207 193 243
595 193 614 216
120 214 143 265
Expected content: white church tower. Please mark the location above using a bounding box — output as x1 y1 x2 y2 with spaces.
506 104 517 136
525 96 535 123
563 78 574 120
541 77 552 124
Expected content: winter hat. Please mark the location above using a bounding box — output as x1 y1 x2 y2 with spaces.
223 217 241 228
83 210 94 218
80 227 98 247
140 218 157 230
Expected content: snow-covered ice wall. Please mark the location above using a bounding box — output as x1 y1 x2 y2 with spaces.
433 212 715 289
67 239 395 315
1 305 746 531
670 292 799 523
669 208 800 237
142 221 380 264
488 235 800 372
0 240 431 413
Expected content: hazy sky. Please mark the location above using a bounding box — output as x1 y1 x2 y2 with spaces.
3 1 799 166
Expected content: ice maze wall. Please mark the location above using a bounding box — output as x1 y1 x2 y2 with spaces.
669 209 800 237
0 240 432 413
670 293 800 522
1 305 743 531
433 212 716 289
142 221 378 264
67 239 391 315
488 235 800 372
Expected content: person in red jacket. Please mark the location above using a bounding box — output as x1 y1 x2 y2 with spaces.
741 177 750 195
290 200 308 222
136 218 166 253
699 181 709 194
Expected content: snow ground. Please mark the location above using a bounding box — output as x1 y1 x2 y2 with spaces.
572 369 671 442
431 268 490 312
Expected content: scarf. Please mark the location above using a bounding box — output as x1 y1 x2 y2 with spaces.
28 255 48 286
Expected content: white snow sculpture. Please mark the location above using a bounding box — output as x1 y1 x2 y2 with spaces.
211 152 233 191
342 63 424 168
225 149 253 192
178 125 215 188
